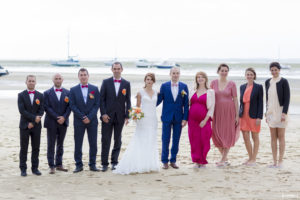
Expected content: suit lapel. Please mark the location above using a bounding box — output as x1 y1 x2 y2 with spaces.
77 84 86 105
50 88 60 105
109 77 117 99
117 78 125 98
175 82 183 103
250 83 256 101
167 81 175 102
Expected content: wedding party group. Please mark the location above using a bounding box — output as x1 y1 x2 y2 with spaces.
17 61 290 177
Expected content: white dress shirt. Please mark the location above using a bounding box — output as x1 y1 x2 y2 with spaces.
171 81 179 101
80 84 88 103
27 90 34 105
114 77 121 96
54 87 62 101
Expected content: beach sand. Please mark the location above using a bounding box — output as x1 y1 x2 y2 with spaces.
0 71 300 200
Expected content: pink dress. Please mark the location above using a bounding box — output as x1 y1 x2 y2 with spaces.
188 93 212 164
210 80 240 148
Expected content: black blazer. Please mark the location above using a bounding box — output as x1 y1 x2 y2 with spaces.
18 90 44 129
69 84 100 127
265 77 290 114
239 82 263 119
43 87 71 128
99 77 131 124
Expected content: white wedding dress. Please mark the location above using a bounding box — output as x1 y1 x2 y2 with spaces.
114 89 160 175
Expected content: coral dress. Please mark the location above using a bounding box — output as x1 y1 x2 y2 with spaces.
188 93 212 165
240 85 261 133
210 80 240 148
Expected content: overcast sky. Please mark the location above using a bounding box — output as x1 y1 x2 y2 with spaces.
0 0 299 60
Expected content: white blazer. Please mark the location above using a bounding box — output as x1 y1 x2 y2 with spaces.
189 89 215 118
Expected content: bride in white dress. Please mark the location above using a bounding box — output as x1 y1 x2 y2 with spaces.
114 73 160 175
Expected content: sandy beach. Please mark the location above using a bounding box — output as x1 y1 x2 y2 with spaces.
0 69 300 200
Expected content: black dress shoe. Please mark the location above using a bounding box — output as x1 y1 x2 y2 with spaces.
21 170 27 177
73 166 83 173
89 166 100 172
32 169 42 176
101 166 108 172
111 164 117 170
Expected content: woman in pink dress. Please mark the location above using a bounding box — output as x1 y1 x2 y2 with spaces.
188 72 215 168
210 64 240 167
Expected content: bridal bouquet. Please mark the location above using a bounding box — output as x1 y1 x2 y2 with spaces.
128 107 144 120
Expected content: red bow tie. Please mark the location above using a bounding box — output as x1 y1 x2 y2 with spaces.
28 91 35 94
114 80 121 83
55 89 63 92
81 85 88 88
172 83 178 87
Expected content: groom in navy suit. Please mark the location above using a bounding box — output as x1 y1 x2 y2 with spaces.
69 68 100 173
44 73 71 174
157 67 189 169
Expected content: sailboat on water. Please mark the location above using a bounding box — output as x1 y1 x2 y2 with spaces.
51 34 80 67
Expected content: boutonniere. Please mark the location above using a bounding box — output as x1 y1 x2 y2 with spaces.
181 90 187 97
35 99 40 105
64 96 69 103
89 91 95 99
122 89 126 96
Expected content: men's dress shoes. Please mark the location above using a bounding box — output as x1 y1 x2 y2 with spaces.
111 164 117 170
90 166 100 172
21 170 27 177
170 163 179 169
49 168 55 174
73 167 83 173
101 166 108 172
162 163 169 169
32 169 42 176
56 166 68 172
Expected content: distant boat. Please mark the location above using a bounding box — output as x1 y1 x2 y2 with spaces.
154 61 180 69
0 65 9 76
135 59 152 68
280 64 291 69
104 58 118 66
51 33 80 67
51 57 80 67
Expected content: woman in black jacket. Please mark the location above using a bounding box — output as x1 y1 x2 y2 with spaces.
239 68 263 166
265 62 290 168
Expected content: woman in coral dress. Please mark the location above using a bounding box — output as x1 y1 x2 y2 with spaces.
188 72 215 168
210 64 240 167
239 68 263 166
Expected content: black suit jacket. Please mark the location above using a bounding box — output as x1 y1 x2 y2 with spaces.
99 77 131 124
265 77 290 114
43 87 71 128
239 82 263 119
69 83 100 127
18 90 44 129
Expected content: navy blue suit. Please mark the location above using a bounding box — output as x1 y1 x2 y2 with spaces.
44 87 71 168
157 81 189 164
69 84 100 168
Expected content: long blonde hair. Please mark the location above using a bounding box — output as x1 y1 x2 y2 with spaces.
194 71 209 90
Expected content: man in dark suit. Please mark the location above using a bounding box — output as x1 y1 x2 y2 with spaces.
17 75 44 177
100 61 131 171
69 68 100 173
44 73 71 174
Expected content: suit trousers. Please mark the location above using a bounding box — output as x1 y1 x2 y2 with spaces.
47 125 67 168
74 124 98 168
101 114 124 166
19 126 41 171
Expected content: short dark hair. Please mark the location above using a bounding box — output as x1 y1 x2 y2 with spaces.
78 68 89 76
269 62 281 70
245 67 257 80
26 75 36 81
112 61 123 69
217 63 229 73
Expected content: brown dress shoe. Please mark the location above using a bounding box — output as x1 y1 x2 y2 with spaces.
49 168 55 174
162 163 169 169
56 166 68 172
170 163 179 169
